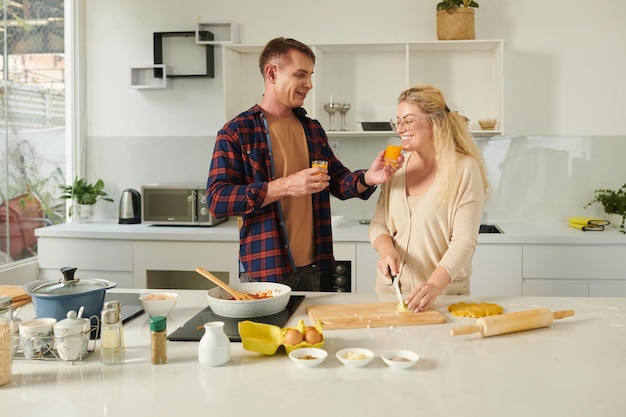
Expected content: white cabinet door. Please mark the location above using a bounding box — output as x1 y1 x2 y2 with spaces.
471 244 522 296
355 243 378 293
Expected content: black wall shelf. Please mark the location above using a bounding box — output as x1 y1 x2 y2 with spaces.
153 31 214 78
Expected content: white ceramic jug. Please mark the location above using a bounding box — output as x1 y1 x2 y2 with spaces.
198 321 230 366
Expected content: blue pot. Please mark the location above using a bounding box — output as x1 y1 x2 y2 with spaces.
24 270 117 322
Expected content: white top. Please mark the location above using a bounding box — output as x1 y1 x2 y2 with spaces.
5 289 625 417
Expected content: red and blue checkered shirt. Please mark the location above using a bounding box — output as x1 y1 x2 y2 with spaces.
207 105 375 283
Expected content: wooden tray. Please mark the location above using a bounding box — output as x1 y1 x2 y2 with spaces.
307 302 446 330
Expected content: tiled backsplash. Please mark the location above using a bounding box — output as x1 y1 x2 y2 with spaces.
331 135 626 224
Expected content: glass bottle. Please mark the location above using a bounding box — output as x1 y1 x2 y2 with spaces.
150 316 167 365
100 308 123 365
103 300 124 349
0 296 13 386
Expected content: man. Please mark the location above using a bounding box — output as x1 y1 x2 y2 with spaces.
207 37 401 290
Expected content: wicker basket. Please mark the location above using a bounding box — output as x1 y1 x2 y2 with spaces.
436 8 475 40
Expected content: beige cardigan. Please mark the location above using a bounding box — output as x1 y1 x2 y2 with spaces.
368 153 485 295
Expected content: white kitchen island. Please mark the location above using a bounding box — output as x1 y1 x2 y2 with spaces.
3 290 625 417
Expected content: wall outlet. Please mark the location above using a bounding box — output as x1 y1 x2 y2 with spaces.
330 141 339 151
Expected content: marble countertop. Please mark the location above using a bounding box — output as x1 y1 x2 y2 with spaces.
35 217 626 245
4 289 626 416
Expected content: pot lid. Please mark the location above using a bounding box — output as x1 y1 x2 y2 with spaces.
24 267 116 297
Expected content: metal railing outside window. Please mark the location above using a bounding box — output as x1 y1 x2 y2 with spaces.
0 0 66 266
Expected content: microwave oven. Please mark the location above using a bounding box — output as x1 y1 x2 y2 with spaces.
141 185 227 226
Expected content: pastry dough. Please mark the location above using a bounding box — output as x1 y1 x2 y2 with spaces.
448 302 504 318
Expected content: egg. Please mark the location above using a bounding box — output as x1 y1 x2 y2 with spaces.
304 328 322 344
283 328 303 345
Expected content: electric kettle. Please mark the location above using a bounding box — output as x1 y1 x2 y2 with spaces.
118 189 141 224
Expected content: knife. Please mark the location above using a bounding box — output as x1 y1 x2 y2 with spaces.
392 275 404 307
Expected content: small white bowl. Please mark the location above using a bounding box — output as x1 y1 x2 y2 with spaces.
289 347 328 368
336 348 374 368
139 292 178 317
381 349 419 370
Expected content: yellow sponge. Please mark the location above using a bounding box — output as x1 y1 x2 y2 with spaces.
568 217 609 226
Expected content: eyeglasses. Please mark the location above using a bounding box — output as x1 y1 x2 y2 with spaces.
389 117 428 132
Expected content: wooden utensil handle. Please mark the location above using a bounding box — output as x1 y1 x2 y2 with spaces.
553 310 575 320
449 324 482 336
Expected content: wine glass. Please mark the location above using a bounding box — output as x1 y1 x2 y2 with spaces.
323 95 339 131
338 101 351 131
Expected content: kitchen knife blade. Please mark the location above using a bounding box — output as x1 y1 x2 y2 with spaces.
392 276 404 307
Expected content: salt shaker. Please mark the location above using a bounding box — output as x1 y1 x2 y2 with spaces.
150 316 167 365
0 296 13 386
100 308 123 365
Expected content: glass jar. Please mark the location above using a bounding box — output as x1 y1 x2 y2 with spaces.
100 308 123 365
0 296 13 386
150 316 167 364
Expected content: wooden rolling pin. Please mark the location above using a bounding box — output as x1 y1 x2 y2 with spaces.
449 308 575 337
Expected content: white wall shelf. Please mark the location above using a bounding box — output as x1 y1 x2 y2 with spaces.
196 20 239 45
129 65 172 89
222 40 504 135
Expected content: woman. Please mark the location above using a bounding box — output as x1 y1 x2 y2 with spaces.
369 85 490 312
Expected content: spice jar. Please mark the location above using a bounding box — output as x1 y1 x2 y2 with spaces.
0 296 13 386
100 308 123 365
150 316 167 365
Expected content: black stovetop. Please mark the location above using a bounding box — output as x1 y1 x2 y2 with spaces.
167 295 305 342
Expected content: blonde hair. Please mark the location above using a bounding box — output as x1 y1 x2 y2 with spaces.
397 85 490 204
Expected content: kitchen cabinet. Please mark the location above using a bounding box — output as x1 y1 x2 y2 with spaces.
471 244 522 296
37 237 135 287
222 40 504 137
522 245 626 296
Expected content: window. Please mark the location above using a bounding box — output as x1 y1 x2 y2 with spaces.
0 0 66 266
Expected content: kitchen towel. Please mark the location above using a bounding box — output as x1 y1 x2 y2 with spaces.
568 217 610 226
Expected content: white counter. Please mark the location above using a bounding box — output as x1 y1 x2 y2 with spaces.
35 217 626 244
3 290 626 416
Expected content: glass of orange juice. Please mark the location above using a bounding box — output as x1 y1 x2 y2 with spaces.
311 160 328 172
384 137 402 167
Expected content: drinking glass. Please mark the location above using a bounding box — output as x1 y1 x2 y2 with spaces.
338 102 351 131
384 137 403 167
323 95 339 131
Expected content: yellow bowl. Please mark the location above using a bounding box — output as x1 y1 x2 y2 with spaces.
238 319 324 355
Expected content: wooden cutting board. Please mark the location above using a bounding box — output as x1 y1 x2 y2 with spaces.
307 302 446 330
0 285 32 308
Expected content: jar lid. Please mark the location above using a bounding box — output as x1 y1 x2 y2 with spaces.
150 316 166 332
101 308 120 325
56 310 90 329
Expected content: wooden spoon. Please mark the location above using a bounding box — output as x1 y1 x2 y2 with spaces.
195 267 255 301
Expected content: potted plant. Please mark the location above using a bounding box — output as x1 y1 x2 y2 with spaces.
436 0 479 41
59 177 114 222
584 184 626 233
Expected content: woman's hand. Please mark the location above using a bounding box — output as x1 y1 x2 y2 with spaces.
405 282 444 312
377 249 401 279
405 266 451 312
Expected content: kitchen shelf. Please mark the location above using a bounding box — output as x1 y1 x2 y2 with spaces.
153 31 215 78
326 130 502 139
129 65 172 89
195 20 239 45
222 40 504 134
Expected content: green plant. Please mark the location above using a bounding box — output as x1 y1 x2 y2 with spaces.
437 0 479 11
584 184 626 233
59 177 114 205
